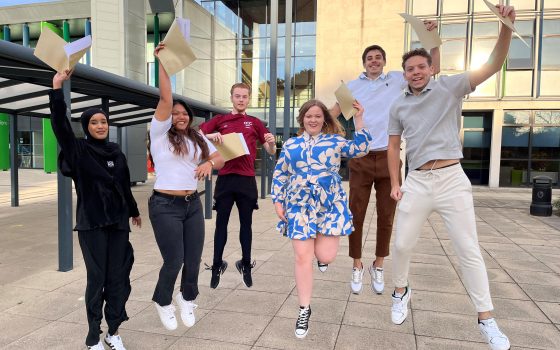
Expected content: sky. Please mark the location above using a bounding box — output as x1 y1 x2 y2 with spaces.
0 0 59 7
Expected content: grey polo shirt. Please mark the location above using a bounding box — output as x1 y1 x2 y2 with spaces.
388 72 474 171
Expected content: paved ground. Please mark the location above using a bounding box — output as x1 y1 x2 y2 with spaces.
1 169 560 350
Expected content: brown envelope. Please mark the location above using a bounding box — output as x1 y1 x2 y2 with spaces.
158 18 197 75
334 81 358 121
482 0 530 48
399 13 442 50
34 27 91 72
212 133 250 162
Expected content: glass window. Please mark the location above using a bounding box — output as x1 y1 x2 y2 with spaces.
501 126 530 158
294 35 315 56
504 70 533 96
504 111 531 124
532 127 560 159
544 0 560 8
471 35 497 69
535 111 560 125
215 39 237 59
295 22 316 36
542 20 560 69
442 0 468 14
470 75 497 97
507 20 534 69
499 160 529 186
441 23 467 71
412 0 438 16
540 70 560 95
506 0 536 10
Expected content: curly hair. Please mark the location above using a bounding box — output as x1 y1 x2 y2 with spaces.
296 99 345 137
401 48 432 70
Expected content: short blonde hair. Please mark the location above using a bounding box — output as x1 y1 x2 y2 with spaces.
230 83 251 95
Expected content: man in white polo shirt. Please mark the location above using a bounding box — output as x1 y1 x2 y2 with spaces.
330 22 440 296
387 4 515 350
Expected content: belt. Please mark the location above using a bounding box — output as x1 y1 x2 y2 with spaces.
415 162 460 171
153 190 199 201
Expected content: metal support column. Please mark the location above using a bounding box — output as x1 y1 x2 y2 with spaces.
260 147 267 199
267 0 279 196
154 14 160 87
283 0 293 142
205 113 214 218
57 81 74 272
9 114 18 207
22 23 29 47
85 18 91 66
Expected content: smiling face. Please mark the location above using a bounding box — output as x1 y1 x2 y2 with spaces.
403 55 434 95
302 105 325 136
87 113 109 140
363 49 386 79
171 102 190 131
230 87 250 114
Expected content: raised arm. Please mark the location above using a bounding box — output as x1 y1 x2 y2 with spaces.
49 70 78 152
469 4 515 89
340 101 371 158
154 43 173 122
329 103 342 120
388 135 402 201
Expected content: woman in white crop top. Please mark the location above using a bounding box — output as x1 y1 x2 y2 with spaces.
149 43 224 331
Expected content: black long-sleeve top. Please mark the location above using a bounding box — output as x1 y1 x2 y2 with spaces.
48 89 139 231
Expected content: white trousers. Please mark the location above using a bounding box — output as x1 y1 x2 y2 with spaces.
392 164 493 312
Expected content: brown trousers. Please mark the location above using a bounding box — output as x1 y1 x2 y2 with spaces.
348 151 401 259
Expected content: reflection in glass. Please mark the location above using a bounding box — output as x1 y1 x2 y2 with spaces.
504 70 533 97
506 0 536 10
499 160 529 186
535 111 560 125
544 0 560 8
442 0 468 14
501 126 530 158
540 70 560 96
441 40 466 70
470 74 496 97
507 20 534 69
532 127 560 159
504 111 531 125
542 20 560 69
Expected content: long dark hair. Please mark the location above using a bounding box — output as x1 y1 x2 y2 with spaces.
297 99 345 137
167 100 210 161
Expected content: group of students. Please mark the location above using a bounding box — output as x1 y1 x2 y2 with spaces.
49 4 516 350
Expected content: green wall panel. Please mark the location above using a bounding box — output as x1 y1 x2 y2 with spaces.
0 114 9 170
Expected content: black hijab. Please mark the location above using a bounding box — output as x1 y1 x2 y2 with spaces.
58 107 121 176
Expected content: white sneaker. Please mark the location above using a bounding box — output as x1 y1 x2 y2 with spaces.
317 261 328 273
350 265 364 294
391 287 411 325
154 302 177 330
174 292 197 327
478 318 511 350
87 341 105 350
369 265 384 294
104 334 126 350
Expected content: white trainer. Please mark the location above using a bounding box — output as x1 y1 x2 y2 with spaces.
317 261 328 273
478 318 511 350
391 287 411 325
369 265 384 294
174 292 197 327
350 265 364 294
87 341 105 350
104 333 126 350
154 302 178 330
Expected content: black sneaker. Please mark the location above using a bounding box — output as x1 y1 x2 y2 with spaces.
205 261 228 289
235 260 256 287
295 305 311 338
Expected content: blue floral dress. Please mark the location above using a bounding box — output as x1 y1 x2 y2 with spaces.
271 129 372 240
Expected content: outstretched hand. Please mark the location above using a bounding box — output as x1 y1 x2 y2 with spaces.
154 42 165 58
496 4 516 23
53 69 73 89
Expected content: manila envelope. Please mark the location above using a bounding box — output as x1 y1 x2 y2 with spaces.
399 13 442 50
212 133 250 162
334 81 358 121
159 17 197 75
482 0 530 48
34 27 91 72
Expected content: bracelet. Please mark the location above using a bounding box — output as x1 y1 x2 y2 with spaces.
207 159 215 168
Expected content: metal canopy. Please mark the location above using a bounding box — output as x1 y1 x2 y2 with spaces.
0 40 228 126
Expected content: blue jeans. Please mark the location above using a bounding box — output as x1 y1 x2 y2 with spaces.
149 191 205 305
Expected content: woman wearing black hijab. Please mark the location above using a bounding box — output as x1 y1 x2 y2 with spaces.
49 70 141 350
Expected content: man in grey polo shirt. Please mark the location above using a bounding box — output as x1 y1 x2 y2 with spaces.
329 23 439 296
387 4 515 350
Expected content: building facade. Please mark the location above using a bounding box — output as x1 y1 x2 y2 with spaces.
1 0 559 188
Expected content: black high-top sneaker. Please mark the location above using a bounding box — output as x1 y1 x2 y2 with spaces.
235 260 256 287
295 305 311 338
206 261 228 289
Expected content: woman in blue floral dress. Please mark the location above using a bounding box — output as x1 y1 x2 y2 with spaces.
271 99 371 338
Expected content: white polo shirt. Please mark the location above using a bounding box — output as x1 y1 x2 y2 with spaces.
347 71 406 150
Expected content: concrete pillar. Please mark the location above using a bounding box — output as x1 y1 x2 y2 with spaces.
489 109 504 188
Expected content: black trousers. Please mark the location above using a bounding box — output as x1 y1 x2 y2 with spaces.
149 192 205 305
78 227 134 346
212 174 258 267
